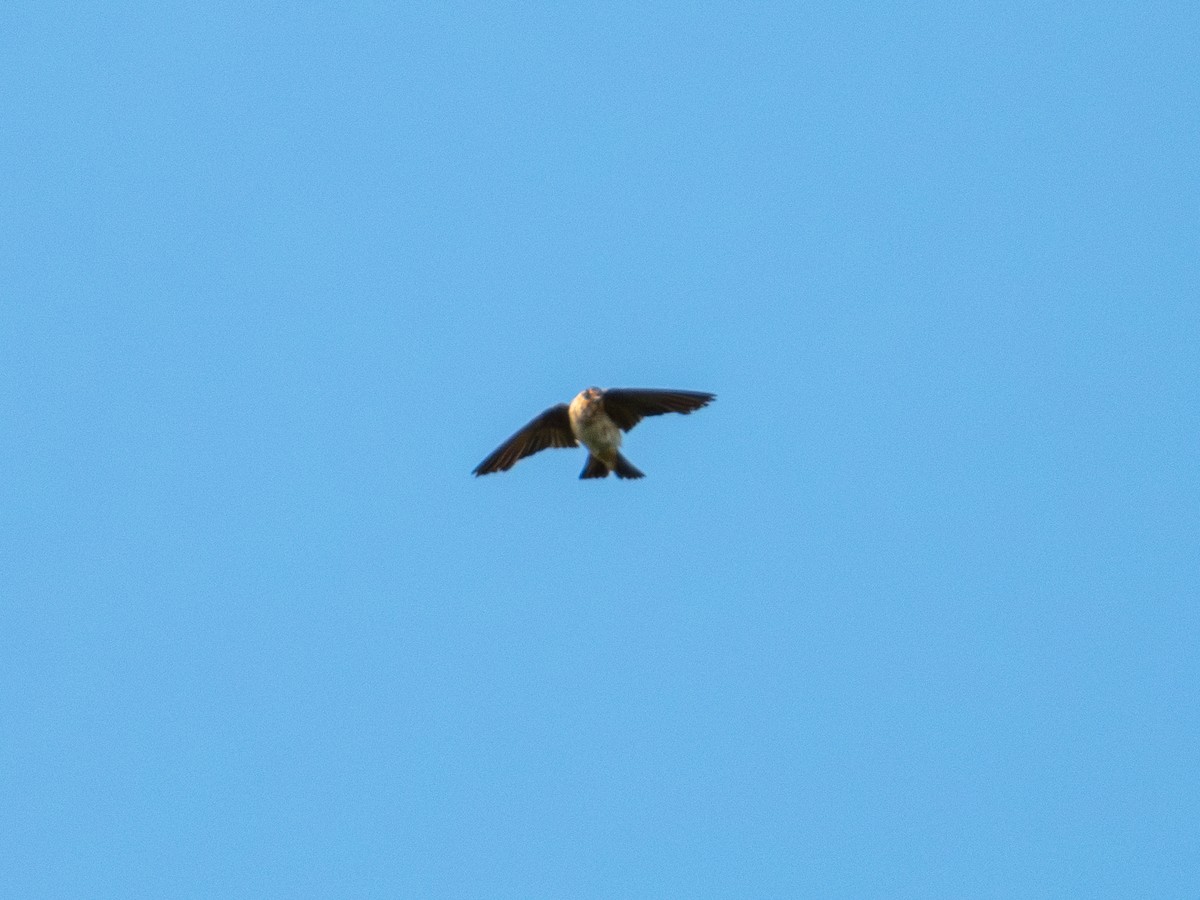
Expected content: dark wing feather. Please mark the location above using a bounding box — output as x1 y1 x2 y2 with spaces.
600 389 715 432
473 404 576 475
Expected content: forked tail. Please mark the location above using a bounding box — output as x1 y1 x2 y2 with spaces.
579 453 645 479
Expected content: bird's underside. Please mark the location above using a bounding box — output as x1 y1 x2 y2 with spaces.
472 387 715 479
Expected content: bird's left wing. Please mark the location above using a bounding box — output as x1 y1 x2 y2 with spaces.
600 389 715 432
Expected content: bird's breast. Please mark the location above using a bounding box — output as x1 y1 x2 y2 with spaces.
569 397 621 459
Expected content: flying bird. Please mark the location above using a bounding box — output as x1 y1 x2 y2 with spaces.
473 387 715 479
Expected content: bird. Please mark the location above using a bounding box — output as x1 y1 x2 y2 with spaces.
473 387 715 479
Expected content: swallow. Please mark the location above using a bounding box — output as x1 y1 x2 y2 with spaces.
473 387 715 479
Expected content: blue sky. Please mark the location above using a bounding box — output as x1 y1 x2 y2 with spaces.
3 2 1198 896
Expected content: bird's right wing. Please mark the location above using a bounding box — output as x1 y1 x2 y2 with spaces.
472 404 576 475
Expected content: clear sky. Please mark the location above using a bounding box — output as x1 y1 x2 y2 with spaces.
4 2 1198 897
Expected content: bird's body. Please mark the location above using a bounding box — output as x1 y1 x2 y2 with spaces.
473 387 715 479
568 387 623 469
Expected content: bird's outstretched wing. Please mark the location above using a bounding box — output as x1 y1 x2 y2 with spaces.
600 389 716 432
473 404 576 475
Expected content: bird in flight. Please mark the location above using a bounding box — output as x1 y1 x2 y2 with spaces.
473 387 715 479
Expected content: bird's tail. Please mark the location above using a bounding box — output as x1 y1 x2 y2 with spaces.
613 454 644 479
580 454 644 479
